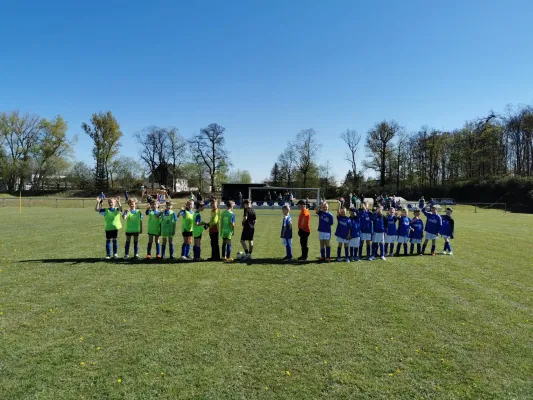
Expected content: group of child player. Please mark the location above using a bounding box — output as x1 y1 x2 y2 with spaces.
95 195 455 262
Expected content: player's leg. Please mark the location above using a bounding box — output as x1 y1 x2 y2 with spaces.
241 239 248 254
344 242 349 261
410 240 414 255
155 235 161 258
226 239 232 260
181 234 187 258
162 237 167 258
389 238 395 257
285 238 293 260
337 241 342 261
319 238 326 260
186 236 193 258
133 234 140 259
431 238 436 255
422 238 429 254
221 238 227 259
248 240 254 258
169 237 174 259
125 234 131 259
105 233 112 259
147 234 153 258
194 237 201 260
325 238 331 261
417 240 422 255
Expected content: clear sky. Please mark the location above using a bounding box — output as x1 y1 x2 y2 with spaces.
1 0 532 183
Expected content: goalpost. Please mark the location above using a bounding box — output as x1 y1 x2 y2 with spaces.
248 187 321 209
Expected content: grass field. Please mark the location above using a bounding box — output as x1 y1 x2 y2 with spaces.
1 206 532 399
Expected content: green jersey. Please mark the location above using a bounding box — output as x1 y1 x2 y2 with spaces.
146 210 161 236
193 211 204 237
103 208 122 231
125 210 143 234
220 210 235 239
181 209 194 232
160 210 177 238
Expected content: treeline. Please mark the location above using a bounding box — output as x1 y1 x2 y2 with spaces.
0 111 248 193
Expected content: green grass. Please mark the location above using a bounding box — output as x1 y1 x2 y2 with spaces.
1 206 532 399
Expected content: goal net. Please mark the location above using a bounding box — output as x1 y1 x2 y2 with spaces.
248 187 321 209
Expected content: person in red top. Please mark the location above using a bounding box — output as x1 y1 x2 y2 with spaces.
297 199 311 261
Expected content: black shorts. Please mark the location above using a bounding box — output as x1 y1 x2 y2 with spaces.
125 232 139 237
241 229 255 241
105 230 118 240
194 234 202 239
182 231 193 237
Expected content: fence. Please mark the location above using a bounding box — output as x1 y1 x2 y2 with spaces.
1 197 96 209
455 203 507 213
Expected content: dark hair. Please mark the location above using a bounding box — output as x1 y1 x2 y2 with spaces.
243 199 251 207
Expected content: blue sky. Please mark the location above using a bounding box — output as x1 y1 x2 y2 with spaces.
1 0 532 183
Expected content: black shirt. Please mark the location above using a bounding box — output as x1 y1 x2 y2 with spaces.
243 208 256 231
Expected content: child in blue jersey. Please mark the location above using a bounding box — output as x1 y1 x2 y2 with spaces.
96 196 123 260
316 201 334 262
409 209 424 255
385 207 398 257
358 202 373 260
348 207 361 261
335 206 351 262
372 206 387 260
281 205 293 261
421 205 442 256
395 208 411 256
440 207 455 255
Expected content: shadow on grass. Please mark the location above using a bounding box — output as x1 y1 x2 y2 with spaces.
18 257 324 266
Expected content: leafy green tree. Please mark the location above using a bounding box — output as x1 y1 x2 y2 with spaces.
82 111 122 191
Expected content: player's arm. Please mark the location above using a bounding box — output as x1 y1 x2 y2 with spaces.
95 197 102 212
116 197 123 212
172 214 177 235
195 214 202 226
450 218 455 239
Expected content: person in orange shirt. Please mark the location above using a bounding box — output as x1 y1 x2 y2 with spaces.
297 199 311 261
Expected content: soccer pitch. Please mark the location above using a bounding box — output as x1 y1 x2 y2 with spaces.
1 207 532 399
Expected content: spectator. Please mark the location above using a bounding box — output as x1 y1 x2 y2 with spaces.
419 196 425 209
237 191 243 207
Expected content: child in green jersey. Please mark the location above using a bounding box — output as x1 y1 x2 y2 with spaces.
192 202 206 261
122 197 143 259
160 200 178 259
145 199 161 259
96 196 123 260
220 201 236 262
179 200 194 260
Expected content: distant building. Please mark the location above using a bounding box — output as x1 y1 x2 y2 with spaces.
144 163 191 192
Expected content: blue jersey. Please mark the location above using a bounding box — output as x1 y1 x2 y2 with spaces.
440 215 454 237
358 210 373 234
281 214 293 239
397 216 411 237
372 213 386 233
386 215 398 235
335 215 351 239
349 216 361 238
410 218 424 240
317 210 334 233
423 210 442 235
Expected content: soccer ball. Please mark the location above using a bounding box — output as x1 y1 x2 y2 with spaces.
236 251 245 260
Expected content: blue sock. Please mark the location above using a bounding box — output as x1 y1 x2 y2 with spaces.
390 244 394 254
379 243 385 257
147 242 152 256
222 243 227 258
358 246 363 258
186 244 191 257
384 243 389 254
431 245 435 254
162 244 166 258
349 247 354 258
134 241 138 255
372 243 377 257
125 241 130 256
113 240 118 255
410 243 414 254
344 247 349 258
181 244 186 257
448 243 452 252
156 243 160 256
105 240 111 256
354 248 359 258
194 245 199 259
366 243 371 257
404 243 408 254
170 244 174 258
326 247 331 259
337 247 341 259
286 245 292 258
320 248 325 258
227 244 232 258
